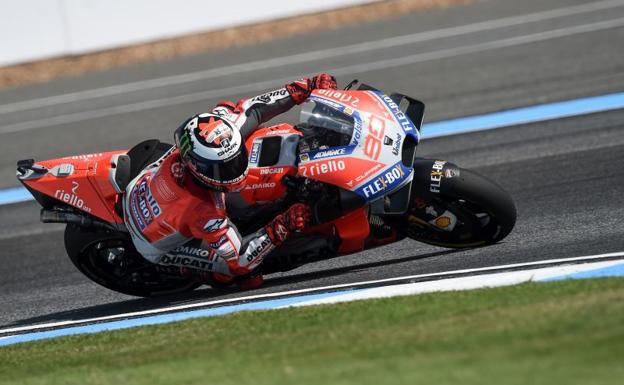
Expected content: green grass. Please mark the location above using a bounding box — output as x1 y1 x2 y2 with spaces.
1 278 624 385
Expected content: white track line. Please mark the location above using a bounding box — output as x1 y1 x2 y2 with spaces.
286 259 624 307
2 16 624 135
0 0 623 115
1 251 622 335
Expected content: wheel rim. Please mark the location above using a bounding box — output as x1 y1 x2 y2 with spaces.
402 196 501 247
78 238 198 295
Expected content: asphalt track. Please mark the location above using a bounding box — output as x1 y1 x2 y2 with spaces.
1 0 623 328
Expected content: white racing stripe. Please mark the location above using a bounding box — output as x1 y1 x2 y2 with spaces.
0 0 623 115
1 251 623 335
2 16 624 135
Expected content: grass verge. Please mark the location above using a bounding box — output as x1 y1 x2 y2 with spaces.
1 277 623 385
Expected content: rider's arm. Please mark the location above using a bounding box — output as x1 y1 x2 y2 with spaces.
211 223 276 276
187 204 311 276
227 74 337 139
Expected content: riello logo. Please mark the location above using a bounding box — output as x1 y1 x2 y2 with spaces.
54 182 91 212
301 159 346 177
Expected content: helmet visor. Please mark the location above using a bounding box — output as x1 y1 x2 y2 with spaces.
188 146 248 185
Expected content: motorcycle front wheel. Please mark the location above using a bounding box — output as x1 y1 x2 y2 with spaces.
391 168 516 248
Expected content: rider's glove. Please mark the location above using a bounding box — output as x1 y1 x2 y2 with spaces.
311 73 337 91
286 73 337 104
264 203 312 246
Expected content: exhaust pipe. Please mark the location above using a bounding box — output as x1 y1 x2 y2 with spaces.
40 209 114 230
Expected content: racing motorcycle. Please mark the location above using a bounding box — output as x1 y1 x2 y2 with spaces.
16 81 516 297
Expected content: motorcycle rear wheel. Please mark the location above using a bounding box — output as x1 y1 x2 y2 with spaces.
64 224 201 297
395 168 516 248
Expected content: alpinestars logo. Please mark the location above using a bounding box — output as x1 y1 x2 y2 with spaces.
204 218 227 232
275 223 288 242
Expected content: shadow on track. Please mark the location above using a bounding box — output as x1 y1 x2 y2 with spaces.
3 249 460 329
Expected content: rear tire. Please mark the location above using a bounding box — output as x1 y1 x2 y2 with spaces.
64 224 200 297
393 168 516 248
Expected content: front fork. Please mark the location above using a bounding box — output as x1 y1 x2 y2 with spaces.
370 158 464 240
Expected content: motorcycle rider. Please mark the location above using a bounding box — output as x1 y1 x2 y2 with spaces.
123 73 338 289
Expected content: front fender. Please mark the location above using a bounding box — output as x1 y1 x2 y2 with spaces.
411 158 462 199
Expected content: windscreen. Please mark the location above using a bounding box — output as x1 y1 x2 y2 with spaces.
299 101 355 137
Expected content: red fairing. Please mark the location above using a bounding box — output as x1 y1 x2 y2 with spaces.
240 124 301 204
20 151 127 224
298 157 384 191
241 123 371 254
302 207 370 254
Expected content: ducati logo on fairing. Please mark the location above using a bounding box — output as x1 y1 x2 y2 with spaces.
260 167 284 175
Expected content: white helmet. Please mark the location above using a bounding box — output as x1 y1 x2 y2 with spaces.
174 113 248 191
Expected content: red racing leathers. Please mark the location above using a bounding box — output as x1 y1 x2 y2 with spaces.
123 75 335 278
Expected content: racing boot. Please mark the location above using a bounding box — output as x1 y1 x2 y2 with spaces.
236 270 264 290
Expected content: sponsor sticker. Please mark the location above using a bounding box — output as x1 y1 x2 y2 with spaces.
351 118 363 145
159 255 214 271
309 95 343 110
203 218 227 232
250 142 261 164
267 128 293 136
172 245 213 258
208 235 228 249
377 92 417 133
392 132 402 156
63 153 104 160
316 89 360 108
246 237 273 262
353 163 384 184
129 176 162 229
430 160 446 193
300 159 346 177
260 167 284 175
360 163 407 198
244 182 276 190
154 175 177 202
311 147 348 160
170 161 184 179
54 181 92 213
251 88 288 103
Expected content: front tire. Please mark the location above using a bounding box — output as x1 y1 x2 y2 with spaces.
393 168 516 248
